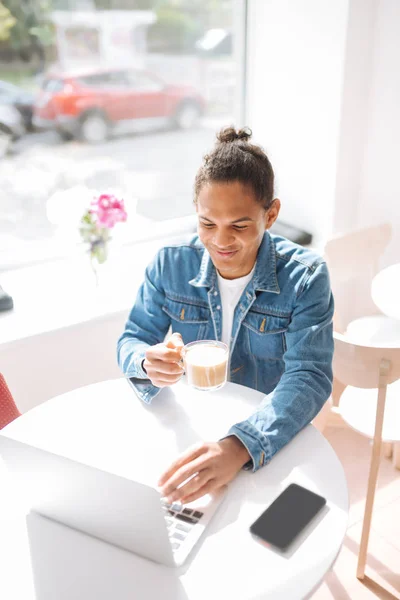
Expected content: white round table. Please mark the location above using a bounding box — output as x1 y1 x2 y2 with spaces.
371 263 400 320
0 379 348 600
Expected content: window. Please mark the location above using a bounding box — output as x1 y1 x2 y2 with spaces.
42 79 65 93
79 72 127 88
125 71 164 92
0 1 245 273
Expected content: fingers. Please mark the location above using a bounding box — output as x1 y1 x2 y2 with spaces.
146 344 182 364
180 478 218 505
143 368 183 388
158 442 207 487
166 469 213 503
143 357 184 386
144 358 183 376
149 377 181 388
158 440 241 504
161 456 209 501
166 332 184 350
144 338 185 387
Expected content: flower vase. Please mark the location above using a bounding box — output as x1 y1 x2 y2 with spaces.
79 193 127 288
89 240 109 287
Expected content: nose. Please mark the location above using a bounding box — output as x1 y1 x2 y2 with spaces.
213 228 235 248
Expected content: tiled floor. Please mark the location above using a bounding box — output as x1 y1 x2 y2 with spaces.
311 425 400 600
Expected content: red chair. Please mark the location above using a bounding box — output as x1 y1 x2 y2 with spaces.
0 374 21 429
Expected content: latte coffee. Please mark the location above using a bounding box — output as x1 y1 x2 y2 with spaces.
183 341 229 391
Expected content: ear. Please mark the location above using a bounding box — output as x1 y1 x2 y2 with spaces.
264 199 281 229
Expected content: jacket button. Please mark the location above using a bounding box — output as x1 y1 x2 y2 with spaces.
217 305 221 310
214 291 218 296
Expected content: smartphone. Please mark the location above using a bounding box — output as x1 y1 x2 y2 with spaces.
249 483 326 552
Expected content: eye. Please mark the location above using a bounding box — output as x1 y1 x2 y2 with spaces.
233 225 248 231
201 222 215 228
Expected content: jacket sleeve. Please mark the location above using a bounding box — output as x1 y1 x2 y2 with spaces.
226 262 334 472
117 249 171 404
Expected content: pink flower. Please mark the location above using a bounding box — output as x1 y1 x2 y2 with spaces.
90 194 127 229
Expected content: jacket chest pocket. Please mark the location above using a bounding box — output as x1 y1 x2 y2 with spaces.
242 311 289 360
162 297 209 344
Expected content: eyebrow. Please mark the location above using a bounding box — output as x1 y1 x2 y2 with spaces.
199 216 254 224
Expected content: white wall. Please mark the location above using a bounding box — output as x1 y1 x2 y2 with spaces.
1 314 125 413
246 0 350 245
333 0 377 234
355 0 400 266
0 232 191 413
246 0 400 265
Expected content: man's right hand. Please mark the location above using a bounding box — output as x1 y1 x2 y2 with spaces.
143 332 184 388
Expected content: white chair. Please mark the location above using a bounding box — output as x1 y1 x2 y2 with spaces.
333 333 400 579
324 223 400 462
324 223 400 345
311 396 333 433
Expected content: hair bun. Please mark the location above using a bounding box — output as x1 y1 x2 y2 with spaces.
217 126 252 144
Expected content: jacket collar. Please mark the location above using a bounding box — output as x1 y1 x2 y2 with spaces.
189 244 217 289
189 231 280 294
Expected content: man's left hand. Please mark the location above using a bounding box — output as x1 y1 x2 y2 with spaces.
158 436 251 504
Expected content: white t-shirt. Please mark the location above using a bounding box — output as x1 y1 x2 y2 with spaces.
217 265 255 347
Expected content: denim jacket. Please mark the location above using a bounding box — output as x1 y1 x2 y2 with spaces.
117 232 334 472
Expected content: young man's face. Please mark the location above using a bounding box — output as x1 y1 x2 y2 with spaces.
196 181 280 280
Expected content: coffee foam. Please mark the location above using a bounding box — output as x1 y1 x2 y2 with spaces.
184 345 227 367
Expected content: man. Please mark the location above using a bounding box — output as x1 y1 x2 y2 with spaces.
117 127 334 504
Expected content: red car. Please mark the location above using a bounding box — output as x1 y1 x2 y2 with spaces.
34 67 206 143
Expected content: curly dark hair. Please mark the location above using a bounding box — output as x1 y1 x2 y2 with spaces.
194 126 275 209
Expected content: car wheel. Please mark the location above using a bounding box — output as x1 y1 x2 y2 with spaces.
79 112 109 144
0 126 13 158
57 128 74 142
174 102 202 130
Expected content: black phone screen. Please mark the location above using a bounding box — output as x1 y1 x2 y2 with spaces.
250 483 326 551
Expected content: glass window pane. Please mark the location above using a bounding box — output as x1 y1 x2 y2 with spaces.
0 1 243 272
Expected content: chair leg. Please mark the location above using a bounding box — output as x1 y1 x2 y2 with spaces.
383 442 393 459
356 360 389 580
332 377 346 408
357 439 381 579
312 396 333 433
393 442 400 469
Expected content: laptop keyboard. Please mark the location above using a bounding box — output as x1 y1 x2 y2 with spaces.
161 501 204 551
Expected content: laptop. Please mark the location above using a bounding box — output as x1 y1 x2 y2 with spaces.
0 433 226 567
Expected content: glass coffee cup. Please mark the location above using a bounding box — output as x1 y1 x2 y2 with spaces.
182 340 229 392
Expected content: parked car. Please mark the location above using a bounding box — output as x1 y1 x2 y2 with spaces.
0 104 25 158
0 81 36 131
33 67 206 143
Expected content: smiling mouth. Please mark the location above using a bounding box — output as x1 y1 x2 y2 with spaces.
213 249 238 259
